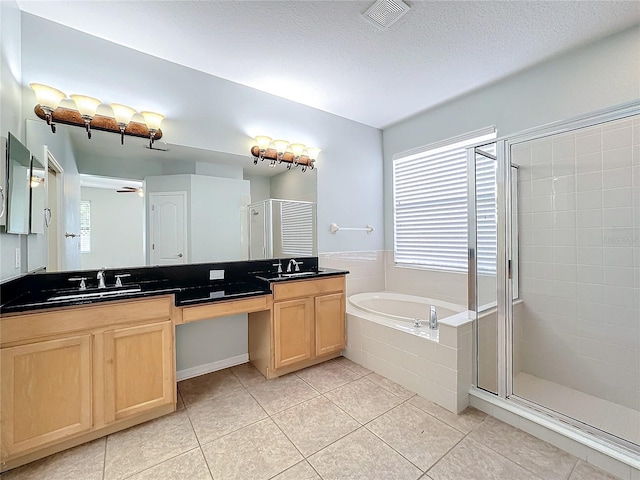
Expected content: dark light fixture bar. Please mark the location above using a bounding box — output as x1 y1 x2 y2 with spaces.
250 145 315 172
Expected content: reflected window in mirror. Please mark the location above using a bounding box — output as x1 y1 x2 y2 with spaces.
80 200 91 253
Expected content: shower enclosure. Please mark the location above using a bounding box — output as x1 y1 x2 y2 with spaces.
247 198 317 259
468 103 640 454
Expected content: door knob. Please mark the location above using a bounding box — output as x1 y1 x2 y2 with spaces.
177 253 183 258
65 232 78 238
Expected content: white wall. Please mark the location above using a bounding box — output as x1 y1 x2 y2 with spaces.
244 174 271 203
19 13 384 256
0 0 25 281
80 187 144 270
190 175 250 262
270 168 316 203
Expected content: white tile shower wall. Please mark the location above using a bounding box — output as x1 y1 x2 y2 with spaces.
513 115 640 411
344 312 473 413
319 250 385 296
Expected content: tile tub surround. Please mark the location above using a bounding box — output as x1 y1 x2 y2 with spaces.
2 358 627 480
344 302 473 414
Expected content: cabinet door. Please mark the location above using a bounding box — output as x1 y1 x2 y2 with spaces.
315 293 346 357
273 298 313 369
104 321 174 423
1 335 92 457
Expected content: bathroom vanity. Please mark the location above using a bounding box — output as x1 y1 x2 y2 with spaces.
0 258 347 471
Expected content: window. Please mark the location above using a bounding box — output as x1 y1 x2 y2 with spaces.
80 200 91 253
393 127 496 273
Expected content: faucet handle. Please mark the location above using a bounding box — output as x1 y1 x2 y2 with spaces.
68 277 88 290
294 261 303 272
114 273 131 287
272 262 282 274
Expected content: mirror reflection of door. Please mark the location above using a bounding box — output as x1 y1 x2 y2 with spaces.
149 192 187 265
46 150 64 272
46 168 59 271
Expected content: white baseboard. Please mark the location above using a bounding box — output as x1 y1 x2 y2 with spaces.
176 354 249 381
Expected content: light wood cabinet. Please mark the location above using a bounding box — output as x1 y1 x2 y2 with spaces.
104 321 174 423
315 292 346 356
249 275 346 378
1 335 93 458
273 298 314 368
0 296 176 472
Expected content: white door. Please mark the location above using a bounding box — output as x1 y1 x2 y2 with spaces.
149 192 187 265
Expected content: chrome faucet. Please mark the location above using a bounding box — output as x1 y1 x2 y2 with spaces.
429 305 438 329
97 267 106 289
287 259 302 273
414 318 421 328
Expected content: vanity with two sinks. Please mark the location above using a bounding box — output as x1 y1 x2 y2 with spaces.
0 257 348 471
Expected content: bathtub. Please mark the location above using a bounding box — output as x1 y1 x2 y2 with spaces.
344 291 473 413
347 291 466 341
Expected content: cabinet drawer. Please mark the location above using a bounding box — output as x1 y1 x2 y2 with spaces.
1 296 173 346
181 295 271 324
272 276 345 301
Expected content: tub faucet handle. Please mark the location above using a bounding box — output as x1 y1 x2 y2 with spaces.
68 277 88 291
414 318 421 328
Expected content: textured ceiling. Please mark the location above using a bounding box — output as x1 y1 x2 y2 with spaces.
16 1 640 129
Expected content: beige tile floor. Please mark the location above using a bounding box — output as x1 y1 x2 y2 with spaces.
1 357 624 480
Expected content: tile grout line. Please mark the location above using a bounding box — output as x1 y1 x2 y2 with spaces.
118 446 204 480
102 436 108 480
463 416 579 480
423 415 489 477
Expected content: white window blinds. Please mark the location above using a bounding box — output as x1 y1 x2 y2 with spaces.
80 200 91 253
280 201 315 257
393 128 496 273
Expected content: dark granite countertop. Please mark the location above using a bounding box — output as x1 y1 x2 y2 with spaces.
0 259 349 315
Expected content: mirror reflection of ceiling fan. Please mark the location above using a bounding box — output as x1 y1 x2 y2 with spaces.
116 186 144 197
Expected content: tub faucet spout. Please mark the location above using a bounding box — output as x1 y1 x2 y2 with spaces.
429 305 438 329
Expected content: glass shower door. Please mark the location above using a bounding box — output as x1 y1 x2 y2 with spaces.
508 113 640 449
468 142 499 394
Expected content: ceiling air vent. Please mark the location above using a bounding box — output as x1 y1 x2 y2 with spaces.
363 0 411 30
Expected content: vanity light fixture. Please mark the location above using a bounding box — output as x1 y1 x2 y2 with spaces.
29 83 66 133
110 103 137 145
30 83 165 145
250 136 320 173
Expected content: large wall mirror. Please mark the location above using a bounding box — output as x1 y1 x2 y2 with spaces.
38 123 317 272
